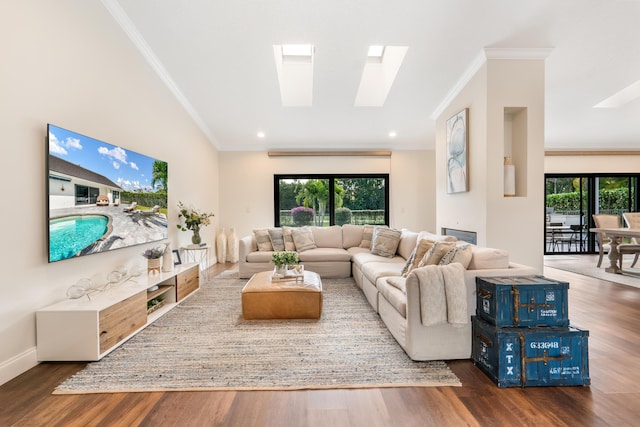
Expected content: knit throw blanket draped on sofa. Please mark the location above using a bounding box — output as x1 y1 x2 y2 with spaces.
412 263 468 327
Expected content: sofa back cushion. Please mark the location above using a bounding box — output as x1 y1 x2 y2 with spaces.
468 246 510 270
311 226 343 248
342 224 364 249
397 230 419 260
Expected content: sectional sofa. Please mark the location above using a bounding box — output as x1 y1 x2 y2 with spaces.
239 224 538 361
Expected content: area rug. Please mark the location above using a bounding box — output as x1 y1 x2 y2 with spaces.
54 275 460 394
544 255 640 289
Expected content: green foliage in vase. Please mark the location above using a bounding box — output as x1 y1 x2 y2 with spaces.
271 251 299 268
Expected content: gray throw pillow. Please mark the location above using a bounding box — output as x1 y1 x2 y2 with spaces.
291 227 317 252
370 227 402 258
268 228 285 251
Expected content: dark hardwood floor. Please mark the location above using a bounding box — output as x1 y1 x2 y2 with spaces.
2 259 639 426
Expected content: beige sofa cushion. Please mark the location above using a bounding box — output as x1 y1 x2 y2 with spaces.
297 247 352 262
361 261 404 285
291 227 317 252
377 278 407 318
418 241 457 266
439 243 473 269
370 227 402 257
342 224 364 248
402 239 437 277
468 246 510 270
417 231 457 243
311 226 343 248
397 230 419 260
282 227 296 251
359 225 375 248
253 229 273 251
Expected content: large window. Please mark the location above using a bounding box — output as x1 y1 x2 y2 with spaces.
545 173 639 254
274 174 389 227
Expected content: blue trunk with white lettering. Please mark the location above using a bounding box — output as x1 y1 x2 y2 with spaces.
472 316 590 387
476 276 570 327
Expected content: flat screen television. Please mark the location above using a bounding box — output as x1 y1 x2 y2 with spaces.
47 124 168 262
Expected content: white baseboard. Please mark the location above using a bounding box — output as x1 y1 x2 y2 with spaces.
0 347 38 386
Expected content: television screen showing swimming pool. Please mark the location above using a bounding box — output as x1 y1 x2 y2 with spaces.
47 124 168 263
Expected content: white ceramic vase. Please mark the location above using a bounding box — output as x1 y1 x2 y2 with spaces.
162 242 174 272
226 227 239 263
216 228 227 264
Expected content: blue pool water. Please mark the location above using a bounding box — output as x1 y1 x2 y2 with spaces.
49 215 109 262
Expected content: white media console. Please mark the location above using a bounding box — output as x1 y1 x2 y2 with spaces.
36 263 199 361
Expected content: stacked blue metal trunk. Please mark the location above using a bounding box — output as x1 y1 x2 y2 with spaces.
472 276 590 388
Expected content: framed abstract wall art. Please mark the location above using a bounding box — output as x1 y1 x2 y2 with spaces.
446 108 469 193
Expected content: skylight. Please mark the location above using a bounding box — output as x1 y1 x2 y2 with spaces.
273 44 314 106
593 79 640 108
355 45 408 107
367 45 385 60
282 44 314 58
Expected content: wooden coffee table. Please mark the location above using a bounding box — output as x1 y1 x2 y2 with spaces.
241 270 323 320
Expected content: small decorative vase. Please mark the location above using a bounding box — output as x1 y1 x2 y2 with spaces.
226 227 239 263
162 242 174 273
147 258 161 275
216 228 227 264
191 228 202 245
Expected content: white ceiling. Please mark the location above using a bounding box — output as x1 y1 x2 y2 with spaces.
105 0 640 152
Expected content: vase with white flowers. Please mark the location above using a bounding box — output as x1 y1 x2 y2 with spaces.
176 201 215 244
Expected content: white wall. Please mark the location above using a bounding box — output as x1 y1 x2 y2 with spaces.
0 1 218 385
218 151 436 240
436 58 546 271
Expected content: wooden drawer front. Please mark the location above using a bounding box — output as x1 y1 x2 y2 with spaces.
177 266 199 301
99 291 146 354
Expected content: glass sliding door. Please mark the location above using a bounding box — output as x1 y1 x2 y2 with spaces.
545 173 639 255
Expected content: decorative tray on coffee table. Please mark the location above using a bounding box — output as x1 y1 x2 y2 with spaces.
271 266 305 283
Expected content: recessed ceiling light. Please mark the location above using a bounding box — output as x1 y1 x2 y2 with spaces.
388 131 397 138
257 131 265 139
594 79 640 108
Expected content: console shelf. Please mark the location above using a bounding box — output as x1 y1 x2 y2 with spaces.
36 263 200 361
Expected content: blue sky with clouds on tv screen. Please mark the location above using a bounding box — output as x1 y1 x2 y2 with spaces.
48 124 165 192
